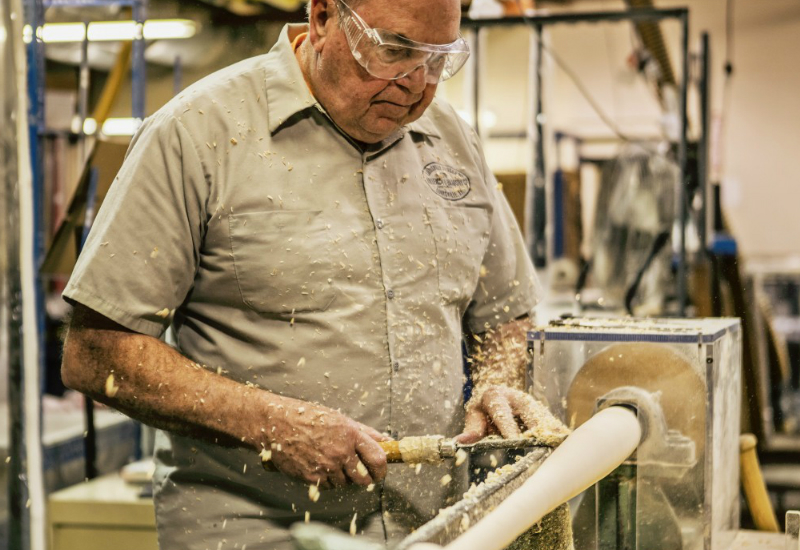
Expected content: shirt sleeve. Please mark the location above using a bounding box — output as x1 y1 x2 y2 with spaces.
464 135 543 334
63 114 210 337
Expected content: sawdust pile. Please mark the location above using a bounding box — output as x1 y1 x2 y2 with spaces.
504 503 573 550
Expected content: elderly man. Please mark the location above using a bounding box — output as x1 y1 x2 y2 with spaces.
61 0 544 547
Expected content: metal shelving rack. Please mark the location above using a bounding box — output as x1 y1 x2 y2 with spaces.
461 7 697 316
10 1 147 547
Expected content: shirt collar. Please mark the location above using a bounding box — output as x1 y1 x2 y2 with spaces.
264 24 318 134
264 23 441 139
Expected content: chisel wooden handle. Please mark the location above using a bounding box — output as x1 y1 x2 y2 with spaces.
261 440 404 473
380 440 403 463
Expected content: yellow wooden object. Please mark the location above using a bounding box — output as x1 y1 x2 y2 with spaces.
379 440 403 463
739 433 779 532
48 472 158 550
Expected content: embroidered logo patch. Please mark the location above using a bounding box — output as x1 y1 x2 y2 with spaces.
423 163 471 201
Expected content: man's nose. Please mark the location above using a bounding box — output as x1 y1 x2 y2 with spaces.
396 65 428 94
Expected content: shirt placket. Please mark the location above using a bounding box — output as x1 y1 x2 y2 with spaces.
360 137 406 443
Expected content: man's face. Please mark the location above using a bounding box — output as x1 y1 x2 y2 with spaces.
306 0 462 144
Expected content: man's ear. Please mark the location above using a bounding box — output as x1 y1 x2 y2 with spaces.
308 0 335 53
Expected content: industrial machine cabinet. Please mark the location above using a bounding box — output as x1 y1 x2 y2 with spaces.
528 317 742 550
48 472 157 550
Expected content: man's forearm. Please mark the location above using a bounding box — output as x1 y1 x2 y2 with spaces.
62 306 279 451
467 316 533 393
62 304 389 487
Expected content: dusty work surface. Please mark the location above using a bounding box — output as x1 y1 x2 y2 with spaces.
730 530 785 549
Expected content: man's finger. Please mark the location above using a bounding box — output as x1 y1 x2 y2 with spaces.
509 390 540 432
355 434 388 482
302 470 334 491
455 406 488 444
454 429 483 445
326 467 348 488
343 455 373 486
360 423 391 442
485 394 522 439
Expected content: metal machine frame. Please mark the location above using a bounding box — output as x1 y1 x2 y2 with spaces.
461 8 700 315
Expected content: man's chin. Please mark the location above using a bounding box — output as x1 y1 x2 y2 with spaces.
355 118 405 143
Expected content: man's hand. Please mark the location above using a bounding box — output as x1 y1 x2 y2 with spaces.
455 385 544 444
458 316 539 444
265 397 389 489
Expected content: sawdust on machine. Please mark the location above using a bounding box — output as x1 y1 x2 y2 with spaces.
504 503 573 550
520 396 571 446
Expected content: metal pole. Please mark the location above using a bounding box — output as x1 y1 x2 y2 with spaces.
12 0 46 547
523 26 536 248
532 24 547 268
18 0 47 545
131 0 146 122
78 23 89 158
173 54 182 96
75 26 100 481
677 11 690 316
25 0 45 344
45 0 136 6
472 28 481 137
461 7 688 29
3 4 27 548
699 32 710 253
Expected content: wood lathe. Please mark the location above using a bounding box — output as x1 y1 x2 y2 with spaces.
290 317 782 550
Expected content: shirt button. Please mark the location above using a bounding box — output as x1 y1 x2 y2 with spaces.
376 219 384 229
387 289 395 300
393 361 399 372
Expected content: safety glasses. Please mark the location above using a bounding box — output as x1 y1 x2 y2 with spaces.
334 0 470 84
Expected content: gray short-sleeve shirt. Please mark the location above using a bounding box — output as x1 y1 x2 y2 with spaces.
64 24 542 547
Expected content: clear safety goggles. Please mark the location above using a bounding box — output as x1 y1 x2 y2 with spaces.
334 0 470 84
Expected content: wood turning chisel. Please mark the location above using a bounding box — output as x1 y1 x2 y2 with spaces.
260 435 558 472
378 435 556 464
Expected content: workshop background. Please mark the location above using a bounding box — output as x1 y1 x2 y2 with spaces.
2 0 800 549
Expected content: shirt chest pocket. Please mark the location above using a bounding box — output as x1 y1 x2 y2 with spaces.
427 206 491 307
228 211 336 314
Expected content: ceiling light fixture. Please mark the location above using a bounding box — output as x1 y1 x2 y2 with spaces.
80 117 141 136
22 19 197 44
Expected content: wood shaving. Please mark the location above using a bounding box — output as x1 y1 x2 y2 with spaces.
469 317 532 393
520 400 571 447
104 374 118 398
